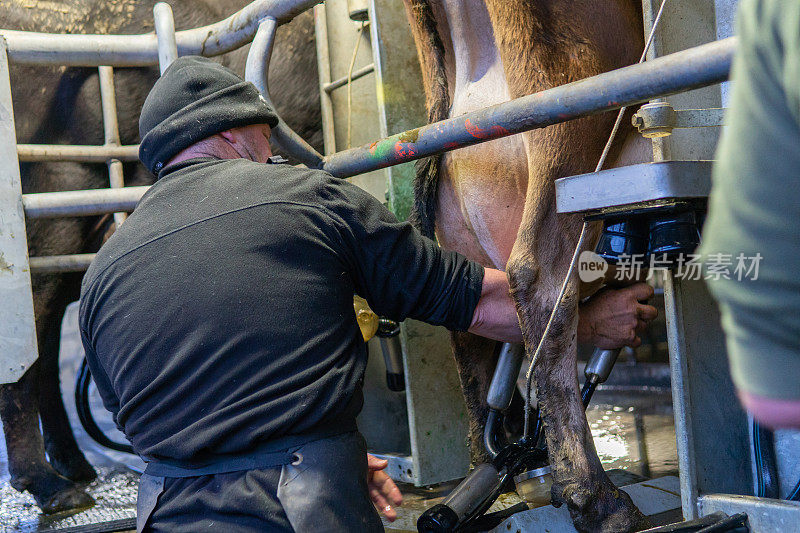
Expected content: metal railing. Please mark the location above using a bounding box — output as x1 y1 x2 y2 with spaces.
17 144 139 163
320 37 735 178
17 61 132 272
0 0 320 66
22 187 148 219
2 0 737 276
244 17 323 167
3 2 188 272
3 0 321 273
154 3 178 74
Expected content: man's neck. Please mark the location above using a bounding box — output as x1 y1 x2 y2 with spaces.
166 139 241 168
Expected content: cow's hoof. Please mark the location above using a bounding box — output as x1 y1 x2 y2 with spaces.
565 482 650 533
40 485 95 515
49 454 97 484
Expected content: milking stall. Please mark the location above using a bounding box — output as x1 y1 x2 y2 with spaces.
1 0 799 531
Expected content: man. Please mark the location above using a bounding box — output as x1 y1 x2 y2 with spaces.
79 56 657 532
700 0 800 429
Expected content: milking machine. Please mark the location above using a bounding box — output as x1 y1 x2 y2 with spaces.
416 222 640 533
418 170 800 530
376 318 405 392
417 193 709 532
585 192 800 511
417 343 623 533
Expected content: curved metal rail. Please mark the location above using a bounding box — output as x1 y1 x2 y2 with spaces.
0 0 319 66
321 37 736 178
19 36 737 220
245 18 323 168
154 2 179 74
2 0 322 167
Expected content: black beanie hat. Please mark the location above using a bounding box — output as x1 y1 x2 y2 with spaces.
138 56 280 174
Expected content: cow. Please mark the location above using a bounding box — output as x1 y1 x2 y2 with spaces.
402 0 652 531
0 0 321 514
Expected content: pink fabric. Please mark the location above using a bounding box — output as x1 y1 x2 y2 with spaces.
739 391 800 429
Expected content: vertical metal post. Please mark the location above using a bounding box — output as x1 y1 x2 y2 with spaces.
314 5 336 155
641 0 751 520
98 66 126 228
714 0 736 106
154 2 178 74
367 0 470 485
0 38 39 384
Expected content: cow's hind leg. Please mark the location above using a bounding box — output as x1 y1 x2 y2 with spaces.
507 227 649 532
36 275 97 484
0 363 94 514
450 332 499 466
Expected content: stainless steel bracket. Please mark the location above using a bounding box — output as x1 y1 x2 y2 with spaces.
555 160 712 216
632 102 726 138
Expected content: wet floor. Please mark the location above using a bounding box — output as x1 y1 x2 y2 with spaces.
588 388 678 480
384 385 678 531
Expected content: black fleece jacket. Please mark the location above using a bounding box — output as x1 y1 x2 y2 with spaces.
79 158 483 462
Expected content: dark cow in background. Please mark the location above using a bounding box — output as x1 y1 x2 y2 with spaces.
403 0 652 531
0 0 321 513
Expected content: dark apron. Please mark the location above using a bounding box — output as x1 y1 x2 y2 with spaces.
136 429 383 533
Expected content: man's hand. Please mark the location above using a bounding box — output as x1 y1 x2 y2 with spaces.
577 282 658 349
367 454 403 521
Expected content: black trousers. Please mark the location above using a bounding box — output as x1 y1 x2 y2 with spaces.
137 431 384 532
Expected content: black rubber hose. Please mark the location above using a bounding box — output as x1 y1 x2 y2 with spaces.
75 358 135 454
751 419 800 501
483 409 507 459
531 406 545 450
788 477 800 501
695 512 748 533
528 380 595 452
581 379 598 408
752 419 779 499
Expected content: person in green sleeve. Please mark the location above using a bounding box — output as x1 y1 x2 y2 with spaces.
700 0 800 428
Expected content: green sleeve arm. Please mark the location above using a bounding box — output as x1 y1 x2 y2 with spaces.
700 0 800 400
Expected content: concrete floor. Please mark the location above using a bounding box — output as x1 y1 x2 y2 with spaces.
383 388 678 532
0 303 678 532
